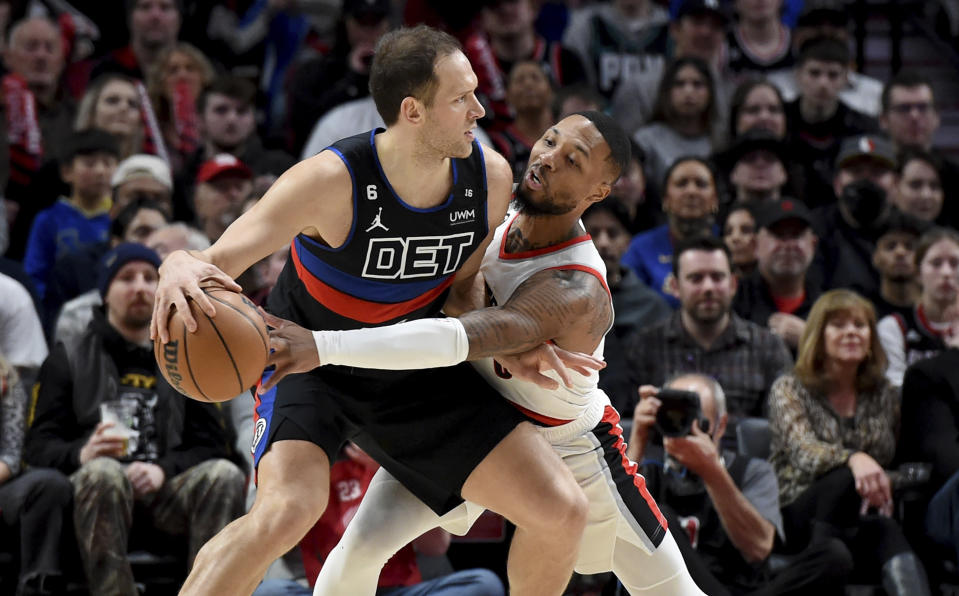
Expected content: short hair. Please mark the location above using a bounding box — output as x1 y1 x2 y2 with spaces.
552 83 605 119
110 197 170 239
873 209 928 242
672 234 731 277
727 78 785 140
583 195 632 230
661 155 718 192
7 16 60 50
665 373 727 421
152 222 211 251
796 36 850 68
650 56 718 135
369 25 462 126
125 0 183 18
881 70 936 114
914 226 959 268
795 290 887 394
197 76 257 114
62 129 121 163
572 110 630 182
896 147 942 177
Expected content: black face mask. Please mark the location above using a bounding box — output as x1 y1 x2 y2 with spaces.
839 179 887 228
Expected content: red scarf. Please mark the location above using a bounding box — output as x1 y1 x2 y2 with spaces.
136 80 170 165
171 80 199 157
3 73 42 187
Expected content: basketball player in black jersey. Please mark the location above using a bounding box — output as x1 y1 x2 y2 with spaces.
151 26 590 596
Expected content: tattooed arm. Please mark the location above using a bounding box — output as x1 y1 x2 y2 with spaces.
258 269 609 392
459 268 611 357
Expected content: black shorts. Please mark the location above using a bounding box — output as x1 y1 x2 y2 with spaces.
251 363 526 515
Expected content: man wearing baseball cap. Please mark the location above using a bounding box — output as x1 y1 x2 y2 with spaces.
193 153 253 242
733 199 821 350
111 154 174 218
814 134 898 297
716 128 790 203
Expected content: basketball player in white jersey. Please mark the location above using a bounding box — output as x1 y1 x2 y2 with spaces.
260 111 704 595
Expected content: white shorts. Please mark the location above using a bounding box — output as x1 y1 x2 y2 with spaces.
442 404 669 574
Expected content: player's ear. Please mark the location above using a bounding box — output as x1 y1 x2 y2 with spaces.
400 96 424 124
586 182 611 205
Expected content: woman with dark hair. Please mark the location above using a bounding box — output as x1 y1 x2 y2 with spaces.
769 290 931 596
728 78 788 140
622 156 720 308
633 57 720 204
722 203 758 279
891 148 944 224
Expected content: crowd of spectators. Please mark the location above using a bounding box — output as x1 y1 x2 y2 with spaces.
1 0 959 594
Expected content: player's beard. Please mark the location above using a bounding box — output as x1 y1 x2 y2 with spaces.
513 184 575 217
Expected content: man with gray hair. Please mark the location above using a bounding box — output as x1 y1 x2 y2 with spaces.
2 15 75 260
630 373 851 595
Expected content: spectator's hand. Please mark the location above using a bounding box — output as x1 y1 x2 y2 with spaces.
150 250 242 344
848 451 893 517
768 313 805 348
663 421 720 479
494 344 605 390
0 461 11 486
79 422 127 464
126 462 165 497
631 386 660 448
258 308 320 393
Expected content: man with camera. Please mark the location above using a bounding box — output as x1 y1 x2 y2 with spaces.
626 235 792 446
629 374 850 596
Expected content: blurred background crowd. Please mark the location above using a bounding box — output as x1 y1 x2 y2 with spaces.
3 0 959 594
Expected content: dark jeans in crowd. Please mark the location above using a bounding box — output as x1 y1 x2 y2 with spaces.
660 505 850 596
926 467 959 564
781 466 914 583
0 468 75 595
70 457 245 595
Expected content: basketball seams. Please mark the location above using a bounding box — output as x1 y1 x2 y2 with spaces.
181 313 211 401
205 290 269 358
196 306 244 395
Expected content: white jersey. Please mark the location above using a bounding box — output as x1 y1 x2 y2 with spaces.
471 211 615 438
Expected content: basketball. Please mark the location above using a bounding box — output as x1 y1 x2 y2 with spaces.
154 287 269 402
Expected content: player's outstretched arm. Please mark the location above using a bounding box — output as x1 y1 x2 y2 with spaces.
151 153 353 344
258 269 609 392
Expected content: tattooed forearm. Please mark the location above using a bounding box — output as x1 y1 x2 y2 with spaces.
458 269 612 359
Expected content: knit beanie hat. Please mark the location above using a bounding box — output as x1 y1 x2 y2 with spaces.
98 243 162 298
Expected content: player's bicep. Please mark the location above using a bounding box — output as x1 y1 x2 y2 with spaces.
206 154 352 278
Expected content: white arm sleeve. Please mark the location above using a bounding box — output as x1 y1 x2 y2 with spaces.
313 317 469 370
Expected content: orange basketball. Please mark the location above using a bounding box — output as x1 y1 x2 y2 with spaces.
155 287 269 402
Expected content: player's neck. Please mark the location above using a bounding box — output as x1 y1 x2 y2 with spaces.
375 129 452 208
509 211 584 251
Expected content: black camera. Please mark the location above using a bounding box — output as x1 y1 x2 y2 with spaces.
655 389 704 437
